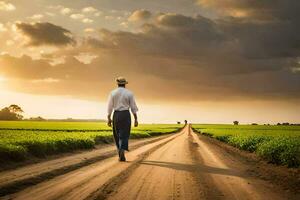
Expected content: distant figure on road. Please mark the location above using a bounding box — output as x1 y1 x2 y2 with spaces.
107 77 139 162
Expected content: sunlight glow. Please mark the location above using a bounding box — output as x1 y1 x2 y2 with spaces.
0 88 299 124
0 75 6 82
230 9 249 18
0 75 8 90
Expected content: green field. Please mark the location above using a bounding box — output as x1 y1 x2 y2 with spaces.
192 124 300 167
0 121 183 162
0 121 111 131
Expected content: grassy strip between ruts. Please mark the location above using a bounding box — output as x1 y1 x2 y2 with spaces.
192 125 300 167
0 123 183 162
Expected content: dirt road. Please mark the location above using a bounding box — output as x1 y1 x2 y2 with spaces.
1 126 298 200
0 135 171 195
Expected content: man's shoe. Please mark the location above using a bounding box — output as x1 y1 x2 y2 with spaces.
119 149 126 162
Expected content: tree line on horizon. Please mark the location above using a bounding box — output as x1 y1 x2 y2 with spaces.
0 105 106 122
0 104 24 121
0 105 298 125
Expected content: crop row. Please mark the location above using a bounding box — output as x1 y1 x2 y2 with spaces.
0 125 182 162
192 125 300 167
0 121 182 131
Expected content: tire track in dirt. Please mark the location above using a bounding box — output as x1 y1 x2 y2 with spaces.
1 129 184 200
0 135 172 196
103 126 207 200
101 126 297 200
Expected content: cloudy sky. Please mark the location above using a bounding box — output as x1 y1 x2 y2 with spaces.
0 0 299 123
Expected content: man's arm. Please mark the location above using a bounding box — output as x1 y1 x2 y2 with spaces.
129 94 139 127
107 94 113 127
133 113 138 127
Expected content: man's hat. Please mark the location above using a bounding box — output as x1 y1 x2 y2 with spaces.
116 77 128 85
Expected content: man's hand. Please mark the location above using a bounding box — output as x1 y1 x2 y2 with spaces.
107 114 112 127
133 113 138 127
107 118 112 127
134 119 138 127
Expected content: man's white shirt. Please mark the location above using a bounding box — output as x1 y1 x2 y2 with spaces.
107 87 138 115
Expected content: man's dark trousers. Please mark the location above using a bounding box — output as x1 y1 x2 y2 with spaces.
113 110 131 151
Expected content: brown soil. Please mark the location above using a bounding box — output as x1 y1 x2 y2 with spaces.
0 135 171 196
1 126 299 200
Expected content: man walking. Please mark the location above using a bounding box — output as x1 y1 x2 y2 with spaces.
107 77 139 161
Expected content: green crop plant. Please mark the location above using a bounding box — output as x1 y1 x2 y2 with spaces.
0 122 183 162
192 124 300 167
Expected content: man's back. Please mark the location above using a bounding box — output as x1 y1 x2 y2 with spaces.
108 87 138 114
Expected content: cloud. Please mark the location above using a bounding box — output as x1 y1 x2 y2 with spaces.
45 12 56 17
104 16 114 20
84 10 300 73
69 12 300 100
60 7 72 15
16 22 75 46
1 3 299 102
82 7 97 13
84 28 95 33
29 14 44 20
120 21 129 28
92 14 225 59
70 13 84 19
0 23 7 32
198 0 255 18
94 12 102 17
82 18 93 24
128 9 152 22
31 78 60 83
197 0 300 21
0 51 299 102
0 1 15 11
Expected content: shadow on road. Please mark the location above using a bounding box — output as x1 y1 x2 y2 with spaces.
140 160 246 178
